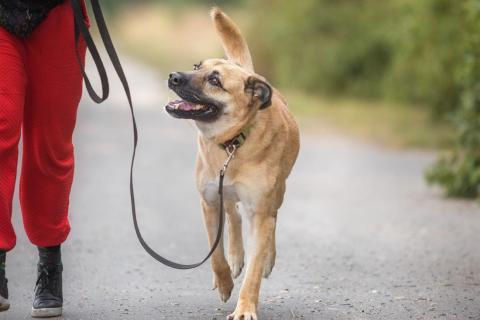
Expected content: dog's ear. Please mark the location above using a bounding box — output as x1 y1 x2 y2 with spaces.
245 76 272 110
210 7 254 72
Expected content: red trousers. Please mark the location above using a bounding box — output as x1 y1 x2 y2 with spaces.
0 1 88 251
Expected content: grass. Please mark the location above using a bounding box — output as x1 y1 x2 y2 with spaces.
287 92 455 149
108 3 455 150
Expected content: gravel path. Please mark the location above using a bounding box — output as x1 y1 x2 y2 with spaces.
2 58 480 320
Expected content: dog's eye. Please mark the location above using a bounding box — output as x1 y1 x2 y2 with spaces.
193 63 201 70
208 76 221 87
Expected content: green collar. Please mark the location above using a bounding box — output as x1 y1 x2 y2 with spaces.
218 124 251 152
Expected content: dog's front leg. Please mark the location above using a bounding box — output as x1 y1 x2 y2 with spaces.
228 210 276 320
201 199 234 303
226 201 245 279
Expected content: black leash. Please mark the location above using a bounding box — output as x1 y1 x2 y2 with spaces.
71 0 227 269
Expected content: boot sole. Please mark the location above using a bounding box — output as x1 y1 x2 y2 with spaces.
31 307 62 318
0 296 10 311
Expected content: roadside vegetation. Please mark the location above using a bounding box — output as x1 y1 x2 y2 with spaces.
247 0 480 199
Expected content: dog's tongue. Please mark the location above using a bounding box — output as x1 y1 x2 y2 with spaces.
169 99 194 111
178 101 194 111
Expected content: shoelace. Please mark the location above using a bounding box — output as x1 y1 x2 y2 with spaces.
35 265 58 295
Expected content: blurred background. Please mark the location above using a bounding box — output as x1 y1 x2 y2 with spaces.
98 0 480 201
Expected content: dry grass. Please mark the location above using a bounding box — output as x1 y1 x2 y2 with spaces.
288 92 455 149
111 3 247 71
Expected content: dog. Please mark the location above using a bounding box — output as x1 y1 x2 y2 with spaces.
165 8 300 320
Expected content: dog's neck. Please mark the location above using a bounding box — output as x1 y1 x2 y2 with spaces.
195 104 257 144
196 121 250 144
195 115 255 145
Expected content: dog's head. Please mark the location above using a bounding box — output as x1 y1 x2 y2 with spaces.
165 8 272 140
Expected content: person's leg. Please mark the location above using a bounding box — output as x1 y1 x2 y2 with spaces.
20 1 87 317
0 27 26 253
20 1 87 248
0 26 27 312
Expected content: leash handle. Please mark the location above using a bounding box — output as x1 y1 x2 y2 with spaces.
71 0 108 103
71 0 225 269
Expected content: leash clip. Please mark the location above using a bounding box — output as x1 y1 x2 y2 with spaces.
221 144 237 176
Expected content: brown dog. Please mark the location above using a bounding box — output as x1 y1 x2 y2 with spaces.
165 8 299 320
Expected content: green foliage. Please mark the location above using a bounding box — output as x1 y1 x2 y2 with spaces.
249 0 480 199
426 0 480 200
248 0 467 116
249 0 391 98
384 0 464 117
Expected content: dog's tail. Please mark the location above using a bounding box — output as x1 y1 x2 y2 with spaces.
210 7 254 72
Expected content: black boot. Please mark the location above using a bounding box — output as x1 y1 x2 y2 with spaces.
0 251 9 312
31 246 63 318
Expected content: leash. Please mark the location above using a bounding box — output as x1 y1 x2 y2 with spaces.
70 0 231 269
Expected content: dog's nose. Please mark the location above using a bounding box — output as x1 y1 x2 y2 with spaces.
168 72 186 87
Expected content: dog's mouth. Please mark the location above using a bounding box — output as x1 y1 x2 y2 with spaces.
165 91 221 121
166 100 214 115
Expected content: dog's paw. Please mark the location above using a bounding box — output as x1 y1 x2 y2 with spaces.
228 248 245 279
212 271 234 303
262 249 276 279
227 303 257 320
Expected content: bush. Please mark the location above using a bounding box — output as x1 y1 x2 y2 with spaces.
248 0 467 117
249 0 395 98
383 0 464 117
426 0 480 200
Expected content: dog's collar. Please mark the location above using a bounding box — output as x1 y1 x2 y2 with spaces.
219 124 251 152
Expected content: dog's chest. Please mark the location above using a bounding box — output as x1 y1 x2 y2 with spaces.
202 181 239 204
